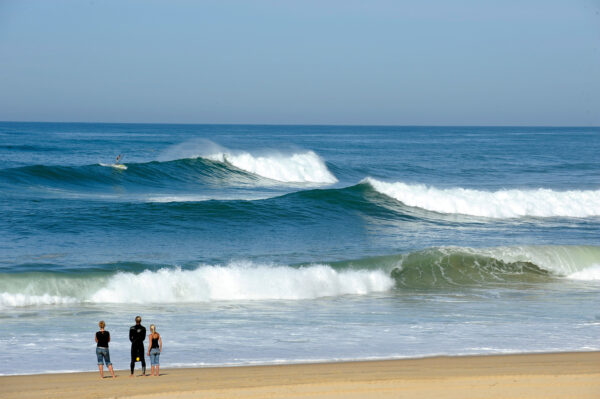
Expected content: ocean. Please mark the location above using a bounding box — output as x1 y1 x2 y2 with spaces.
0 122 599 375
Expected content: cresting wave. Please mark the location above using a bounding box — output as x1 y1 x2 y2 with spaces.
1 246 599 308
390 245 600 288
159 139 337 184
204 151 337 184
364 178 600 218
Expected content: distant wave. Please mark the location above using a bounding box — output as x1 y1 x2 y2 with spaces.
364 178 600 218
159 139 337 184
0 149 337 193
3 165 599 224
0 158 325 193
1 246 598 308
204 151 337 184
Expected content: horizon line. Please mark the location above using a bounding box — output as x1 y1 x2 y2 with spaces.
1 120 599 128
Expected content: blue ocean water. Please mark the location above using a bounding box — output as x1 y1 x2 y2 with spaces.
0 122 599 375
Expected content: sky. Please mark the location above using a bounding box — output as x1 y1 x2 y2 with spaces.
0 0 599 126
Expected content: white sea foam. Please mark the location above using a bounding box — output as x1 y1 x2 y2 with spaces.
90 262 392 303
364 178 600 218
567 264 600 281
0 262 394 308
206 151 337 184
0 292 78 307
159 139 337 184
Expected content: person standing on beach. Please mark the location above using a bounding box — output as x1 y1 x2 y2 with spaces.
129 315 147 377
147 324 163 376
95 320 116 379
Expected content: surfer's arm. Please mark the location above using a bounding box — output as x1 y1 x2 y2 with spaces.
95 333 98 343
147 335 152 355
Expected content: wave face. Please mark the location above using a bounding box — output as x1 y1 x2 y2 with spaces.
1 246 598 308
0 158 256 189
390 245 600 288
364 178 600 218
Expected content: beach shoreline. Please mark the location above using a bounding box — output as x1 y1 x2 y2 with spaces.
2 351 599 399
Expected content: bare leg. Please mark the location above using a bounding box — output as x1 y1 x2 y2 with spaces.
150 365 155 376
98 365 104 379
108 364 116 378
155 365 159 376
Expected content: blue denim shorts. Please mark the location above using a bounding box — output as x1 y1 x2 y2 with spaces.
96 347 112 366
149 348 160 365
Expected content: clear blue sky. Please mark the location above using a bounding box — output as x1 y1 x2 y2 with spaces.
1 0 599 125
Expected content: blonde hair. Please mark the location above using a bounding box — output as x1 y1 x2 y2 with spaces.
150 324 156 333
98 320 105 329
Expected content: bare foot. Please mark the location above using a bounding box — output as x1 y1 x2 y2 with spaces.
129 374 134 378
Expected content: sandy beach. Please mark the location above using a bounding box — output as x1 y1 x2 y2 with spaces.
1 351 599 399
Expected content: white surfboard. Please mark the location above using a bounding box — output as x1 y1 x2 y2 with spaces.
100 163 128 170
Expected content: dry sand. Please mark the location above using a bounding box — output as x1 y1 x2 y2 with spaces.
1 352 599 399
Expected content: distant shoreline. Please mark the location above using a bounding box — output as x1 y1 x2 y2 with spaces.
2 351 599 399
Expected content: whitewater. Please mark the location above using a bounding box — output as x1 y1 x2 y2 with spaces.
2 246 599 309
0 123 599 375
364 178 600 218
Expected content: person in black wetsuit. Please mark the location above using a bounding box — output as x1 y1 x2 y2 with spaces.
129 315 147 376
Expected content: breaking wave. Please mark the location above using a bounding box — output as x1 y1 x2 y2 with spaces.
159 139 337 184
364 178 600 218
1 246 599 308
0 262 393 308
204 151 337 184
0 146 337 197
